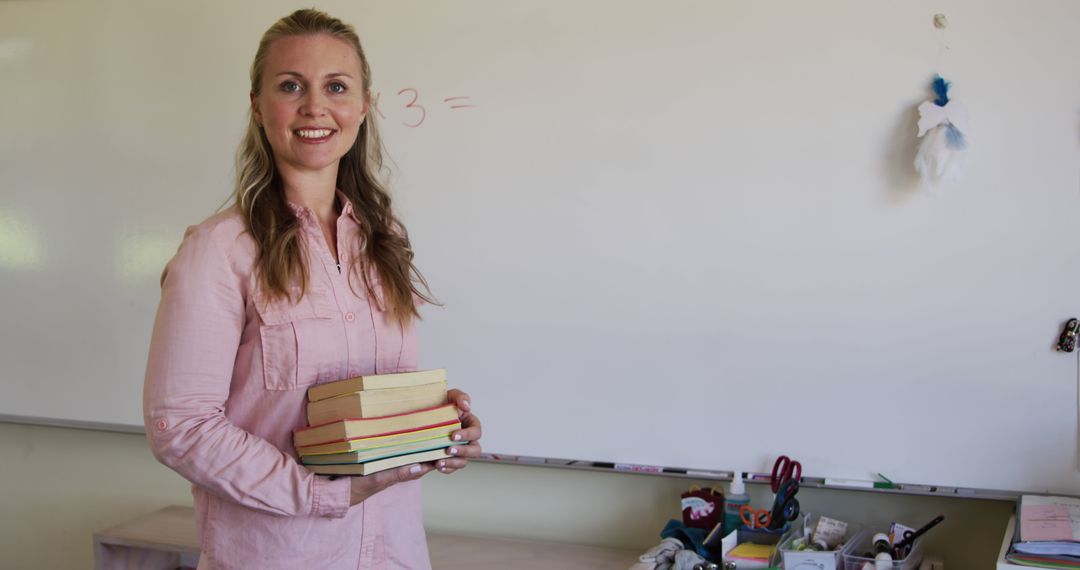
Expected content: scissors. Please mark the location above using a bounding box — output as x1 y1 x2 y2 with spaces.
892 515 945 558
738 504 772 530
771 455 802 493
1058 318 1079 352
767 478 800 530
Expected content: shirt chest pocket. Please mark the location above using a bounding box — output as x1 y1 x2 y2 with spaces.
255 288 347 391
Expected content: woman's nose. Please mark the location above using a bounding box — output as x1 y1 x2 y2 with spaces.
299 91 328 117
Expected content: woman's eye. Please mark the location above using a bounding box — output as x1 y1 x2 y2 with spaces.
280 81 302 93
328 82 347 94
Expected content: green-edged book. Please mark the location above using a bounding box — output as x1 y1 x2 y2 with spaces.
301 436 456 465
306 447 454 476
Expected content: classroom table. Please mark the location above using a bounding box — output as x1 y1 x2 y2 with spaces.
92 505 642 569
995 515 1024 570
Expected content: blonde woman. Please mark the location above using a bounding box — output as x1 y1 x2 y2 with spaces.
143 9 482 569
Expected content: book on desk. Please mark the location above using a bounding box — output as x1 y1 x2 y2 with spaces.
1002 495 1080 569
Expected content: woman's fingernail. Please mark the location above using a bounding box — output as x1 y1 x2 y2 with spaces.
437 461 445 468
452 434 462 441
449 447 458 455
409 465 422 475
462 399 471 410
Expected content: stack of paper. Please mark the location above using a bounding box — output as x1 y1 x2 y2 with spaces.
1007 495 1080 569
724 542 775 569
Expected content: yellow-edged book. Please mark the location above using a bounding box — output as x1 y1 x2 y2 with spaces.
306 380 448 425
307 369 447 403
293 403 460 449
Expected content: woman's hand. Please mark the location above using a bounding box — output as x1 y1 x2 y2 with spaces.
349 462 435 506
347 389 481 503
437 389 483 475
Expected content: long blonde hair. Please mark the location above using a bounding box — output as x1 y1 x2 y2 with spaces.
234 8 433 324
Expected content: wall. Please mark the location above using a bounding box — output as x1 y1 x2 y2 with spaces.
4 0 1080 493
0 422 1012 569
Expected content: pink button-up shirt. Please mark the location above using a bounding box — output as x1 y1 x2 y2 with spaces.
144 197 430 569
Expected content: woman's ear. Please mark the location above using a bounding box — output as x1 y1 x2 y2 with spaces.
250 91 262 126
359 93 370 125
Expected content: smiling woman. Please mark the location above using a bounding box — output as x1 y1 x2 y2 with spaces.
141 8 482 570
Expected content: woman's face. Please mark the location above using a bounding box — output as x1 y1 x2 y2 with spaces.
252 34 367 180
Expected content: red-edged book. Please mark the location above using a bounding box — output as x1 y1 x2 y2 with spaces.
296 422 462 456
293 403 459 449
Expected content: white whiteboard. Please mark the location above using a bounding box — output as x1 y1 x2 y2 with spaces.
2 0 1079 494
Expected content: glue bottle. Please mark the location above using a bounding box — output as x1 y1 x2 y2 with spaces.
871 533 894 569
722 472 750 535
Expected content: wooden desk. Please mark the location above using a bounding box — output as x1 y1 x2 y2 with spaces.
995 515 1022 570
93 506 200 570
93 506 641 569
427 532 640 569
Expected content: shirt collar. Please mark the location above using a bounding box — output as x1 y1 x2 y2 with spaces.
285 189 362 226
336 190 363 225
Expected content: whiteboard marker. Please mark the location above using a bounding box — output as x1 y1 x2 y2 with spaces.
614 462 663 474
515 456 547 465
823 478 875 489
684 470 725 478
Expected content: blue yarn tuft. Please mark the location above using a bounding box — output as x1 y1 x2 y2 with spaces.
944 123 966 149
932 75 950 107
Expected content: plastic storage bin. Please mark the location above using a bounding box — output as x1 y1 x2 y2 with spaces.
781 530 865 570
841 530 924 570
730 524 794 568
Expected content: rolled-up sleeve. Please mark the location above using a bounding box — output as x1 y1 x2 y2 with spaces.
143 224 350 518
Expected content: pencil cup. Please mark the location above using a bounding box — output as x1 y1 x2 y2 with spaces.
737 522 791 546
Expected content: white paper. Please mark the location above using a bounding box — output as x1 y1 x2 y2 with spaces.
1022 495 1080 540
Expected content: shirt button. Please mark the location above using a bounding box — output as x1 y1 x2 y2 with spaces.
155 419 167 431
344 312 355 323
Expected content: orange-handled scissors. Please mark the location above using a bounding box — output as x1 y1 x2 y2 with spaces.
739 504 771 529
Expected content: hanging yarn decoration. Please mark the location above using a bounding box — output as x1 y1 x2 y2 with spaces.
914 75 969 186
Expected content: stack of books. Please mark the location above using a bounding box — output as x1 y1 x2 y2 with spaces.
293 369 461 476
1007 495 1080 569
